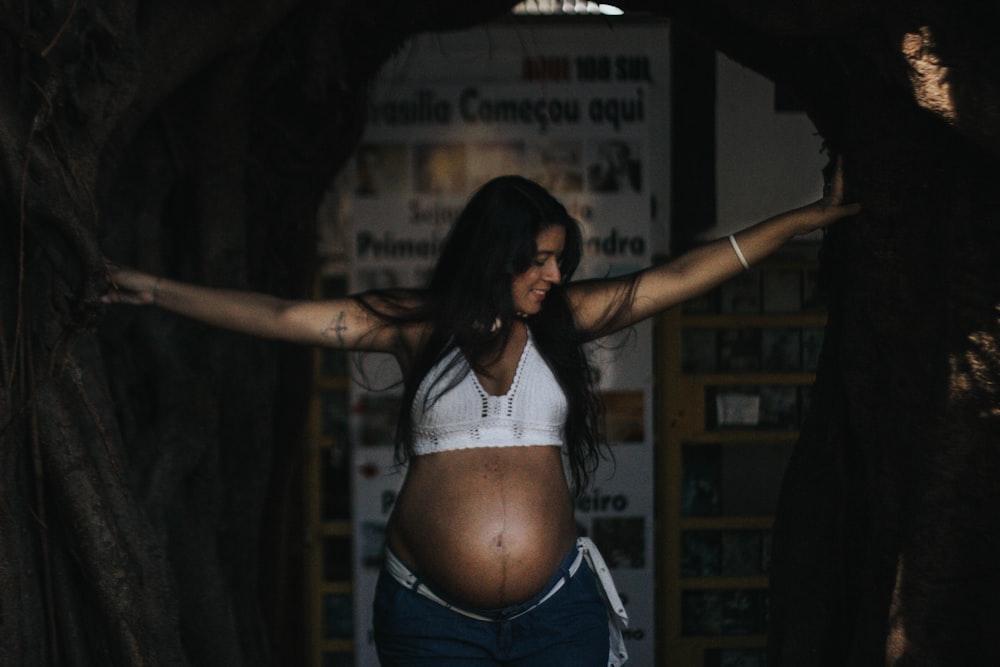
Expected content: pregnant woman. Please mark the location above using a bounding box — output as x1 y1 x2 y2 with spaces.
105 170 858 666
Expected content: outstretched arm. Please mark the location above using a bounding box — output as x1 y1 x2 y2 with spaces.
567 159 861 334
103 264 414 354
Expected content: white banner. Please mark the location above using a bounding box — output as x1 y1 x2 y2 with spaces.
342 25 667 665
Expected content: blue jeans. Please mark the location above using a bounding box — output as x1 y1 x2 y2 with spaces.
373 545 610 666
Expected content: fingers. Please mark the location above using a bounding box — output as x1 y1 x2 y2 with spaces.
101 260 157 306
841 201 862 216
821 155 861 219
824 155 846 203
101 289 145 305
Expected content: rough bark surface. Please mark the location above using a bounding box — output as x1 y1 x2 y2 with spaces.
648 2 1000 665
0 1 514 665
1 0 998 665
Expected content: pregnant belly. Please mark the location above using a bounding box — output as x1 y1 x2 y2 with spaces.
386 446 577 609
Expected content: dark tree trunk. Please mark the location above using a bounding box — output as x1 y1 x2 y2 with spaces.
772 97 1000 667
649 2 1000 665
0 1 513 665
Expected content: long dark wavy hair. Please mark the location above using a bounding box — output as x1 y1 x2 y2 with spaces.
354 175 636 493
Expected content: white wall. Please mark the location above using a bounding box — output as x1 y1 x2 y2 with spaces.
714 55 826 239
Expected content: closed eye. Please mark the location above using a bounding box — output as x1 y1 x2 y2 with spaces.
534 252 563 268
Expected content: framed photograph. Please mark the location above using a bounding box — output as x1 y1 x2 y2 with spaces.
720 590 766 635
710 387 761 429
761 268 802 313
681 531 722 577
801 327 824 372
761 328 802 372
681 591 724 636
682 446 721 517
758 385 799 430
600 390 645 443
684 589 766 636
721 531 764 576
718 328 762 373
587 138 643 194
413 142 467 194
682 328 718 373
720 269 761 314
526 140 584 193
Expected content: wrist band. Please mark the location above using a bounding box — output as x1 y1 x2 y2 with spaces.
728 234 750 270
152 277 162 304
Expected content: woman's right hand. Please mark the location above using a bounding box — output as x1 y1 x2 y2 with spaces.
102 261 159 305
99 259 423 364
790 155 862 235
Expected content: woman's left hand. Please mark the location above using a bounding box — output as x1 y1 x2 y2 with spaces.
798 156 862 233
102 260 159 305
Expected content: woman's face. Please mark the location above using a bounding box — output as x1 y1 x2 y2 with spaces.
510 225 566 316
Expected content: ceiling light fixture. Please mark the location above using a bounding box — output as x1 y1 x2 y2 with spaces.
513 1 625 15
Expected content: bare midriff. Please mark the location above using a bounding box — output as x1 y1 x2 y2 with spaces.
385 444 577 610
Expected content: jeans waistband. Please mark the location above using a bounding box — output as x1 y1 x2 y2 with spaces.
384 541 585 623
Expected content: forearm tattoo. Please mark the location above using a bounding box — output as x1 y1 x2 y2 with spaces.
321 310 348 346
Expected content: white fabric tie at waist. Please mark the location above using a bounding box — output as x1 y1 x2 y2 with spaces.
577 536 630 666
384 543 584 623
384 536 629 666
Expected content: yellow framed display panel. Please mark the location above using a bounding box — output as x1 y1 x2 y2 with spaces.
304 272 354 667
657 250 825 667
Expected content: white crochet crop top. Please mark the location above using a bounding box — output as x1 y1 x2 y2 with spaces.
411 331 567 454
